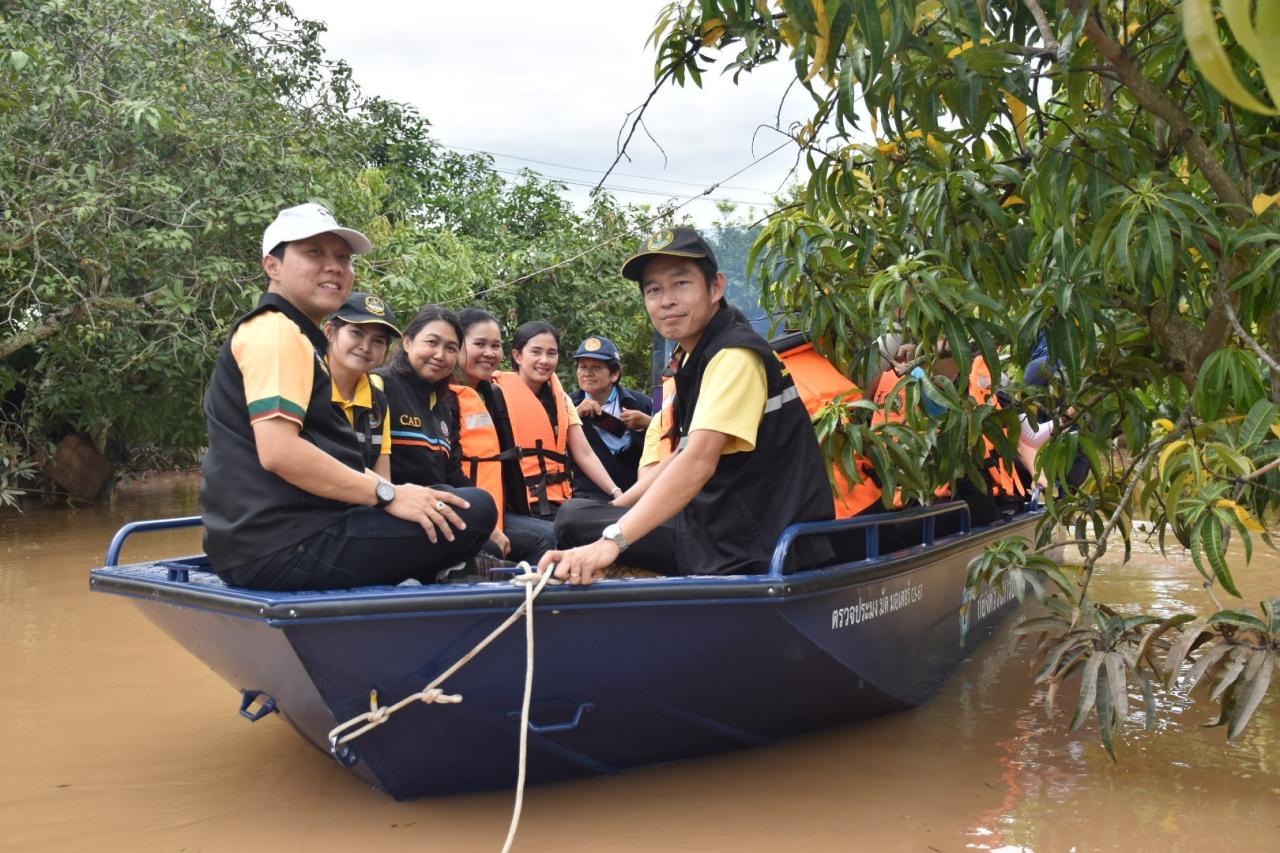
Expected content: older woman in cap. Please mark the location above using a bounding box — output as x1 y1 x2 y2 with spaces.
570 335 653 501
325 292 399 481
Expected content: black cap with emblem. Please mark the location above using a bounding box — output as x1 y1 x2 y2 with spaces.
621 227 719 283
331 292 402 338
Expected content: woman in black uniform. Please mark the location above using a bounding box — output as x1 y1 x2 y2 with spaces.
375 304 506 558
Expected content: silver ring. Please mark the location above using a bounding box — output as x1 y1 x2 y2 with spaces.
434 500 447 511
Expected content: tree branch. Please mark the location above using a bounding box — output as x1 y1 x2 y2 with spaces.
1218 272 1280 380
0 292 162 360
1066 0 1249 221
595 42 701 194
1075 414 1191 609
1022 0 1061 54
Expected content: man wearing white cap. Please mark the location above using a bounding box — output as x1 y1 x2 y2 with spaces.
200 203 496 590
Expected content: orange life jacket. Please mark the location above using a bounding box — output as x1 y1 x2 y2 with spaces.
869 366 952 505
452 383 508 531
493 370 572 515
969 356 1025 498
871 369 907 424
777 342 882 518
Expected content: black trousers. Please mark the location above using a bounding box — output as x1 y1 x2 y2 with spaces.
553 498 680 575
220 486 497 591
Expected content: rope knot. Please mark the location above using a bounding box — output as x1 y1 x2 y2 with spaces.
419 687 462 705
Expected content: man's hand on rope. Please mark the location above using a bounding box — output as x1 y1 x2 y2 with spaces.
537 537 620 586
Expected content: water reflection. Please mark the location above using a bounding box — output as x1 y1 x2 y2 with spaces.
1 477 1277 852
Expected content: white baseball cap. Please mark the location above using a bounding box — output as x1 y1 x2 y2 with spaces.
261 203 373 257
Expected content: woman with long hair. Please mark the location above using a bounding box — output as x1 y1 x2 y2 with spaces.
452 308 554 562
493 319 622 519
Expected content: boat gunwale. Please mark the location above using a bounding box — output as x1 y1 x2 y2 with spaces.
89 512 1039 623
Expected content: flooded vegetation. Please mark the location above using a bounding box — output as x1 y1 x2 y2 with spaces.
3 477 1276 851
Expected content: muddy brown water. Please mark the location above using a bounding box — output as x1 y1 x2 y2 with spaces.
2 474 1277 852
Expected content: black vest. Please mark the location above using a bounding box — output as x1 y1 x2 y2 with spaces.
375 367 465 488
200 293 364 573
672 306 834 574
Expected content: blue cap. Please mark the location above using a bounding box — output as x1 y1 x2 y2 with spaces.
574 335 620 362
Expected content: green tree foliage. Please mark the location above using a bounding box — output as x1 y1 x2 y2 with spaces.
0 0 651 490
648 0 1280 749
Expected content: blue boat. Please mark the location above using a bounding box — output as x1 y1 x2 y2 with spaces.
89 502 1034 800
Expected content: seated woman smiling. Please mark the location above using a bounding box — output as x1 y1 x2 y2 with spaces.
375 304 506 561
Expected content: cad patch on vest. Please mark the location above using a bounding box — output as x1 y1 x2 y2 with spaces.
364 295 386 316
583 337 602 352
439 419 449 437
647 230 674 250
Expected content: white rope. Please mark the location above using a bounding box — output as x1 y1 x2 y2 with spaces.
325 562 558 852
501 566 553 853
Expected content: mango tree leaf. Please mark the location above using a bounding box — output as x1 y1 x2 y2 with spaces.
1228 652 1275 739
1183 0 1278 115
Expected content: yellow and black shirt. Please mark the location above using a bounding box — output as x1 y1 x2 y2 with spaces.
331 372 391 470
200 293 364 575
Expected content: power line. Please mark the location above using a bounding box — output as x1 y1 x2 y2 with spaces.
453 138 793 305
489 166 766 207
443 142 775 196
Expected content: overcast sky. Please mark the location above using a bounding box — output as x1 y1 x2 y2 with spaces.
285 0 823 225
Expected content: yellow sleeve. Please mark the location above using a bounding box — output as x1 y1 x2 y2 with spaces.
687 348 767 455
562 391 582 427
380 401 392 456
639 409 665 468
231 312 315 427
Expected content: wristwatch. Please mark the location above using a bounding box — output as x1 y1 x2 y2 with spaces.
374 479 396 508
600 522 630 553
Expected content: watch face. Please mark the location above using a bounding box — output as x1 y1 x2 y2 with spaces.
602 523 627 550
376 481 395 504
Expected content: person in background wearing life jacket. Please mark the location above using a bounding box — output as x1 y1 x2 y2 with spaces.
966 349 1029 510
374 305 506 562
871 341 918 422
493 321 623 520
774 337 883 519
906 339 1026 527
451 308 555 563
325 292 399 481
542 228 834 585
200 204 495 591
570 335 653 501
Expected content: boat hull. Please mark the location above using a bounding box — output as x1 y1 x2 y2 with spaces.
91 510 1035 799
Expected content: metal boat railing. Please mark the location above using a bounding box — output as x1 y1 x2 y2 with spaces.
104 515 203 566
102 501 996 586
767 501 971 579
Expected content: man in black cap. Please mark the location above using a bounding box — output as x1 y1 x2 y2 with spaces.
569 335 653 501
541 227 834 584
